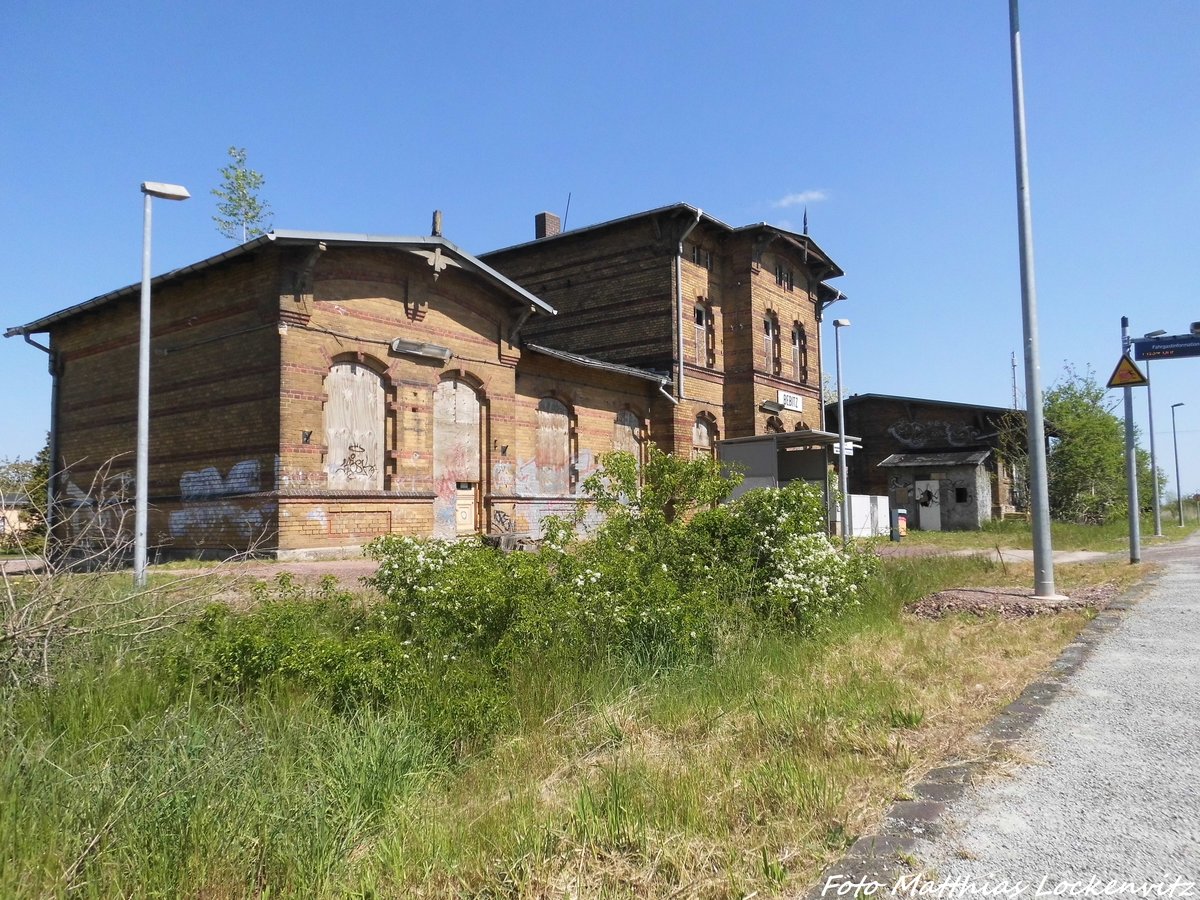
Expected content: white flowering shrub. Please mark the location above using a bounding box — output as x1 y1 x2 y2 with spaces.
172 449 881 751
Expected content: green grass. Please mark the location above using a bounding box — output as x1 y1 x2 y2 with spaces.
898 517 1196 553
0 552 1128 898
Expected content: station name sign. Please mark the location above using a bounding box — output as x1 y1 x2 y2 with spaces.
1133 333 1200 361
778 390 804 412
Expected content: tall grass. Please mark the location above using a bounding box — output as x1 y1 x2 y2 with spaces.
0 553 1108 897
0 640 444 898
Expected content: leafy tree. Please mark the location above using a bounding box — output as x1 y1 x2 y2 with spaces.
1035 366 1157 523
211 146 272 242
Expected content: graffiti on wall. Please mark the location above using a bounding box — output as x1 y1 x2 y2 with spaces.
888 421 993 449
169 459 275 545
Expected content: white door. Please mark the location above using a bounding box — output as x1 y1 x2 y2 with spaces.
915 479 941 531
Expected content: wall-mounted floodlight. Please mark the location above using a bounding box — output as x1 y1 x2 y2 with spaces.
390 338 453 361
759 400 785 414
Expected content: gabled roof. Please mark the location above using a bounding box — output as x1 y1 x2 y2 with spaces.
481 202 845 282
5 230 557 338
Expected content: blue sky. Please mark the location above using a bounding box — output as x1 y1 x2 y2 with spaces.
2 1 1197 498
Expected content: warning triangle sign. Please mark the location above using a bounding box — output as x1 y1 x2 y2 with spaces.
1107 354 1148 388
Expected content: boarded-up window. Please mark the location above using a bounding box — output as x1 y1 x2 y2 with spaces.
693 303 707 365
325 362 385 489
763 315 780 374
433 378 481 484
692 415 716 459
536 397 571 495
792 324 809 383
613 409 643 468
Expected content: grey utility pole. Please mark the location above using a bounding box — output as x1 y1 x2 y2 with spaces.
1008 0 1059 598
1143 329 1166 537
1172 403 1185 526
1121 317 1141 563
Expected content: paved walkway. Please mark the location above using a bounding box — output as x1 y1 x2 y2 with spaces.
809 531 1200 897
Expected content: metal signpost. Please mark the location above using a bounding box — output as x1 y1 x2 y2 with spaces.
1113 319 1148 563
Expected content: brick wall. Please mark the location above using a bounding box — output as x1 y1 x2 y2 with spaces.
51 251 282 556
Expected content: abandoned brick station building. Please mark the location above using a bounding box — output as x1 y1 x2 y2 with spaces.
7 203 847 558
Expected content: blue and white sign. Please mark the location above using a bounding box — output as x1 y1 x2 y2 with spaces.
1133 333 1200 361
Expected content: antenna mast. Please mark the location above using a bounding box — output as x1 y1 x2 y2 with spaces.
1011 351 1019 408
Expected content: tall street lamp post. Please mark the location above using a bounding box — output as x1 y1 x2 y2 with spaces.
135 181 190 586
1144 329 1166 537
833 318 850 545
1171 402 1185 527
1008 0 1059 597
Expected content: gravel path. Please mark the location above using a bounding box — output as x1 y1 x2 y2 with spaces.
910 532 1200 889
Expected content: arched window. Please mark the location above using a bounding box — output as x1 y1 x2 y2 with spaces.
792 323 809 383
325 361 385 490
765 416 785 434
613 408 644 469
536 397 572 495
692 413 718 459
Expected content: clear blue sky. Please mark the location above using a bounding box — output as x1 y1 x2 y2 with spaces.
2 1 1197 498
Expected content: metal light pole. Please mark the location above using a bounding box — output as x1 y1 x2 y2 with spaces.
1008 0 1060 597
1121 317 1140 563
1172 402 1185 526
833 318 851 544
1144 330 1166 537
135 181 190 586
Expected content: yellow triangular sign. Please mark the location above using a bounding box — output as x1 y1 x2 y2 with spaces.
1107 354 1148 388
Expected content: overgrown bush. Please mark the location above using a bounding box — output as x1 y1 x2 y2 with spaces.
167 447 879 750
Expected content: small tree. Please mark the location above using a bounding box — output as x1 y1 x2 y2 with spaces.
0 435 50 552
211 146 272 242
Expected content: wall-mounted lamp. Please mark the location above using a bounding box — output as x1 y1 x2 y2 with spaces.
759 400 785 414
389 338 454 361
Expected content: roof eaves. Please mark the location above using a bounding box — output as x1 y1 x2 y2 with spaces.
268 231 556 316
525 342 670 384
835 393 1020 417
5 234 275 337
6 230 557 338
481 203 738 257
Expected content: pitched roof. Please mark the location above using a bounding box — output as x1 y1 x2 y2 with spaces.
878 451 993 468
5 230 557 338
481 202 845 284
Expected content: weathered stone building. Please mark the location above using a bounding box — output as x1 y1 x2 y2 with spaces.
825 393 1024 530
482 204 846 455
7 203 847 557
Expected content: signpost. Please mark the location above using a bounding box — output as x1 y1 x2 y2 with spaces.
1133 333 1200 361
1117 318 1146 564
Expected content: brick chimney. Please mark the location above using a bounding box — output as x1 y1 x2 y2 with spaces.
535 211 561 239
